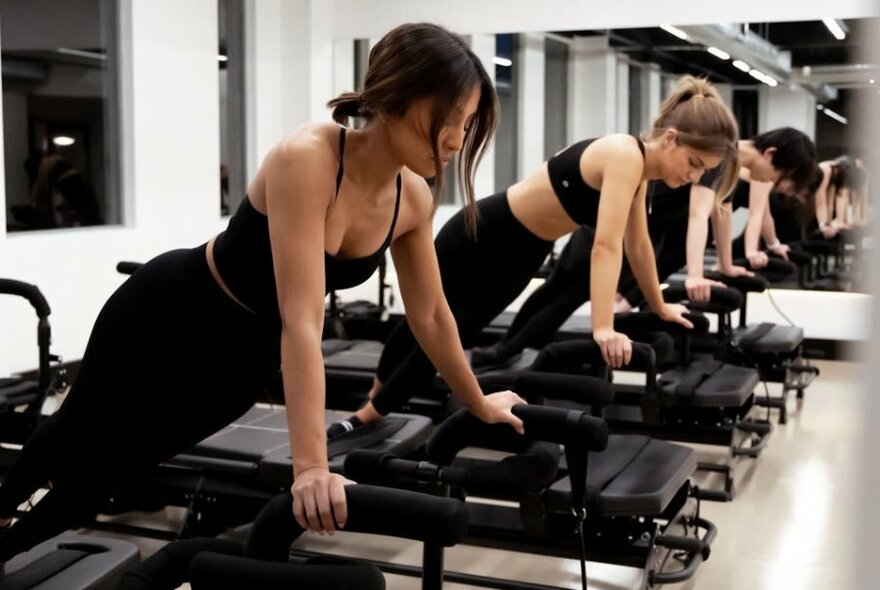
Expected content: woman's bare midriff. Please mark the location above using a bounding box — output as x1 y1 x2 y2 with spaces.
206 237 258 315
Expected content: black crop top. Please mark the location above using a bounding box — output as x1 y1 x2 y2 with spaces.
213 127 402 316
546 136 646 227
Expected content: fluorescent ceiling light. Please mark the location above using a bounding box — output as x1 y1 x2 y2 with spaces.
218 55 228 62
822 18 846 40
492 56 512 67
748 69 778 87
660 24 688 40
52 136 76 147
56 47 107 61
707 46 730 60
821 107 847 124
732 60 750 72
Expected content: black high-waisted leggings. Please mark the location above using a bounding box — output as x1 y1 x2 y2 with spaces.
0 245 280 561
371 191 553 415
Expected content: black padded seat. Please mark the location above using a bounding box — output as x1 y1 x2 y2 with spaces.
544 434 696 516
171 405 433 484
0 378 39 412
322 339 385 372
486 312 592 340
735 323 803 355
0 532 139 590
659 358 759 407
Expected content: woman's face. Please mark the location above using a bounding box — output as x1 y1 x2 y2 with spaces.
386 84 481 178
748 148 781 183
658 129 723 188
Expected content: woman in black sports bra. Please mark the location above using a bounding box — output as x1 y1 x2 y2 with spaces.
331 75 742 437
0 23 526 560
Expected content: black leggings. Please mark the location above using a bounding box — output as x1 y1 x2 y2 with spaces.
619 220 687 307
371 192 553 415
491 226 593 358
0 245 280 561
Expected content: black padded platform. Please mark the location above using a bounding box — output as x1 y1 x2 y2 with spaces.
322 339 385 372
0 532 139 590
486 311 592 338
735 323 803 355
171 405 433 484
545 434 697 516
659 358 759 407
0 378 39 412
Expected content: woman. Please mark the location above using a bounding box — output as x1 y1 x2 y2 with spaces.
0 23 525 562
329 75 739 437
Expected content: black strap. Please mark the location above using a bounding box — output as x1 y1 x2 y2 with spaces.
335 127 347 198
381 174 403 248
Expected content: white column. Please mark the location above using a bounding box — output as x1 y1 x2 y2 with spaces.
516 33 545 177
758 84 817 139
568 36 617 142
333 38 356 97
468 33 497 198
244 0 283 176
714 82 734 112
640 64 662 131
0 19 8 240
128 0 219 232
616 59 630 133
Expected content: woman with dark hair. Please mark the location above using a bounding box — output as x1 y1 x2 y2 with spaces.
328 75 740 436
0 23 524 562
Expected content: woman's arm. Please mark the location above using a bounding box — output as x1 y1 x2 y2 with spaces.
744 180 772 268
711 202 753 277
264 137 349 534
685 185 725 300
624 185 693 324
390 182 524 431
761 202 789 259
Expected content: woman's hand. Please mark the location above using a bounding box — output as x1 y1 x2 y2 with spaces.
470 390 526 434
684 276 725 302
745 251 770 269
593 327 632 369
657 303 694 329
716 263 754 278
291 467 355 533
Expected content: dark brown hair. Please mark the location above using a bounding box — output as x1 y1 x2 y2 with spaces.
647 75 740 204
327 23 498 230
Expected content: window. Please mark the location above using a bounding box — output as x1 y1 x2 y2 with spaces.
218 0 246 215
2 0 120 231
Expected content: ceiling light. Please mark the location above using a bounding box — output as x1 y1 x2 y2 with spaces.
218 55 228 62
732 60 750 72
660 24 688 40
492 56 512 67
822 18 846 40
821 107 847 125
52 136 76 147
870 79 876 85
707 46 730 60
56 47 107 61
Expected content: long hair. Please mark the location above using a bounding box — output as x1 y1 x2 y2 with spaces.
327 23 498 232
646 75 740 204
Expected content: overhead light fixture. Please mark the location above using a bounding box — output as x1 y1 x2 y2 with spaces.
660 24 688 40
747 68 778 87
218 55 228 62
56 47 107 61
52 136 76 147
732 60 750 72
870 79 876 85
820 107 847 124
492 56 512 67
706 46 730 60
822 18 846 40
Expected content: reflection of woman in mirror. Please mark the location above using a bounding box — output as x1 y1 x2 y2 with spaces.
28 154 102 229
330 75 739 437
814 155 861 238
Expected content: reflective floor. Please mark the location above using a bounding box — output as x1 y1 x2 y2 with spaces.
91 358 865 589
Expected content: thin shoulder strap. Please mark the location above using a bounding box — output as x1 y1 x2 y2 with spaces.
335 127 347 198
383 174 403 246
633 135 646 159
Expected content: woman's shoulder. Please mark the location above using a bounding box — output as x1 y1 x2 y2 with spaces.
584 134 646 171
399 168 434 217
270 123 344 165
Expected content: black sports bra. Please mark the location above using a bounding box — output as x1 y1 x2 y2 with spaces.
213 127 402 316
546 136 646 227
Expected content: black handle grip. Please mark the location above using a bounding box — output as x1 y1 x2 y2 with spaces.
0 279 51 318
116 261 144 275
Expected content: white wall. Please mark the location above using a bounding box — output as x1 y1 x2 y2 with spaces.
1 0 222 373
758 84 817 138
